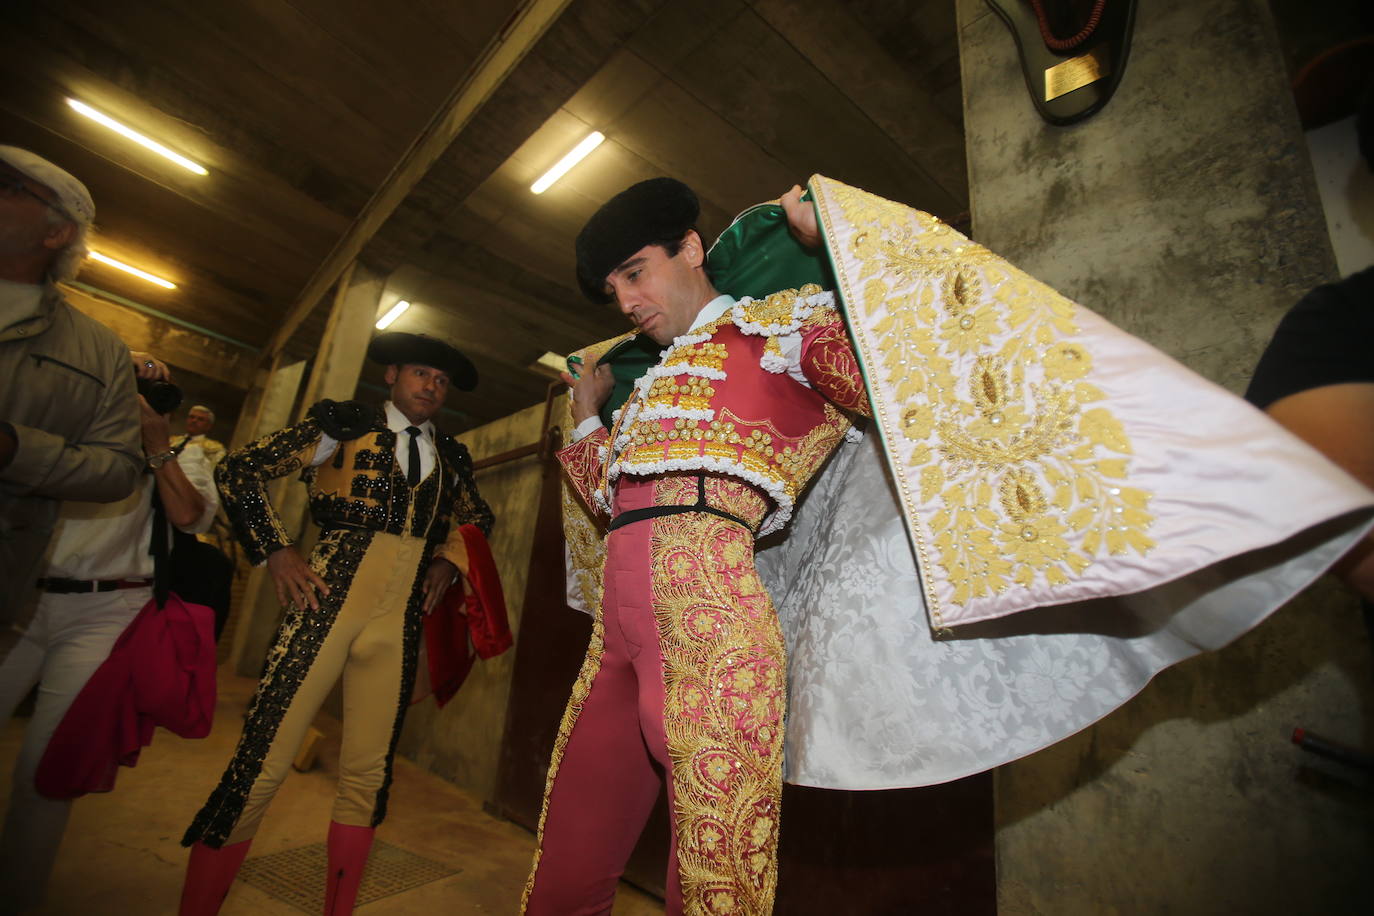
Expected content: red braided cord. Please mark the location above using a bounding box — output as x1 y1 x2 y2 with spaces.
1029 0 1107 52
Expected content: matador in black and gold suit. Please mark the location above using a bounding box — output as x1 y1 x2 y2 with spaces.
178 333 493 916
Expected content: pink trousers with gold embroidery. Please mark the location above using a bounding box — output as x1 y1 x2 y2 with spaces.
523 475 784 916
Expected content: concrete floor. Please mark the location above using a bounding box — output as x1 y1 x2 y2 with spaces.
0 666 664 915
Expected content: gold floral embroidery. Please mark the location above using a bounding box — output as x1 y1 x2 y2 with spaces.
738 285 822 330
617 404 846 512
999 469 1048 522
554 388 607 622
797 294 841 332
739 288 798 326
557 431 607 514
605 313 859 537
771 404 850 491
802 322 872 417
701 477 770 530
652 474 700 506
562 480 605 613
813 177 1156 616
1044 342 1092 380
649 511 784 916
216 426 324 562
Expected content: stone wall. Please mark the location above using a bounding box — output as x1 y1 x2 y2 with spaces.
957 0 1373 911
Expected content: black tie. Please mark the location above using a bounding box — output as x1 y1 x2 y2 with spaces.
405 427 422 486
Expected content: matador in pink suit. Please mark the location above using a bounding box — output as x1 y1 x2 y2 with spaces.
522 179 870 914
526 174 1374 915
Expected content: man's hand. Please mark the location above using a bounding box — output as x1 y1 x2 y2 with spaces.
779 184 821 249
421 557 459 614
267 546 331 610
131 351 170 381
561 355 614 426
137 395 173 456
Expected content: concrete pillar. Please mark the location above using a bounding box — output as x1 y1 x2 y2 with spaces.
297 261 385 411
228 354 307 452
227 356 307 675
228 263 382 677
958 1 1372 912
226 371 268 453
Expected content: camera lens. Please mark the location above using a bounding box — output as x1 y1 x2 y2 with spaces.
136 377 183 415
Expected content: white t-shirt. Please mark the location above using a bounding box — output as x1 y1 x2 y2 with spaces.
42 447 219 580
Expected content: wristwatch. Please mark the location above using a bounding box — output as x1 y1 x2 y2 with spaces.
146 449 178 469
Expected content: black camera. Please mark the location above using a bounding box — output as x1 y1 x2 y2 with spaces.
137 376 183 415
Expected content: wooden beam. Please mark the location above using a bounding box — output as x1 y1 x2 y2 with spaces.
365 0 669 268
259 0 577 365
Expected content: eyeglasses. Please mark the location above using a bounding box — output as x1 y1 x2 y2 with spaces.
0 173 70 219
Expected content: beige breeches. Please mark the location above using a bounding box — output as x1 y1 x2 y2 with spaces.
226 533 424 845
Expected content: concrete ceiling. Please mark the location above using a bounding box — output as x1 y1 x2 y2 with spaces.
2 0 966 431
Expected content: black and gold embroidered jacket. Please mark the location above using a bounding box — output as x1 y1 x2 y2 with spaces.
215 399 494 569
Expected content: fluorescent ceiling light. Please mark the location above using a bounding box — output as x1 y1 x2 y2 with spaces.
88 251 177 289
375 300 410 330
530 131 604 194
67 98 209 176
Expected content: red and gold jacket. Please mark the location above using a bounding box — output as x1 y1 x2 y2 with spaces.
559 285 870 536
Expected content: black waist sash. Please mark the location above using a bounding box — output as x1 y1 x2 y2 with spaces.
607 476 758 535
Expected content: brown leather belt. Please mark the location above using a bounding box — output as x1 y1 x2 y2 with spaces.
36 577 152 594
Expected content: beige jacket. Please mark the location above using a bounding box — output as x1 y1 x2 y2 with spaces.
1 284 142 637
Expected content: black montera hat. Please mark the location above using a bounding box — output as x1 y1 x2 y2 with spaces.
367 332 478 391
575 177 700 303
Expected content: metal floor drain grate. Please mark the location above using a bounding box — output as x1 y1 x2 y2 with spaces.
239 839 460 912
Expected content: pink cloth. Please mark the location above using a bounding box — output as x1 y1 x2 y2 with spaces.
34 593 217 799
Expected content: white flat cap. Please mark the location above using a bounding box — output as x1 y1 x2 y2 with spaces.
0 145 95 226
